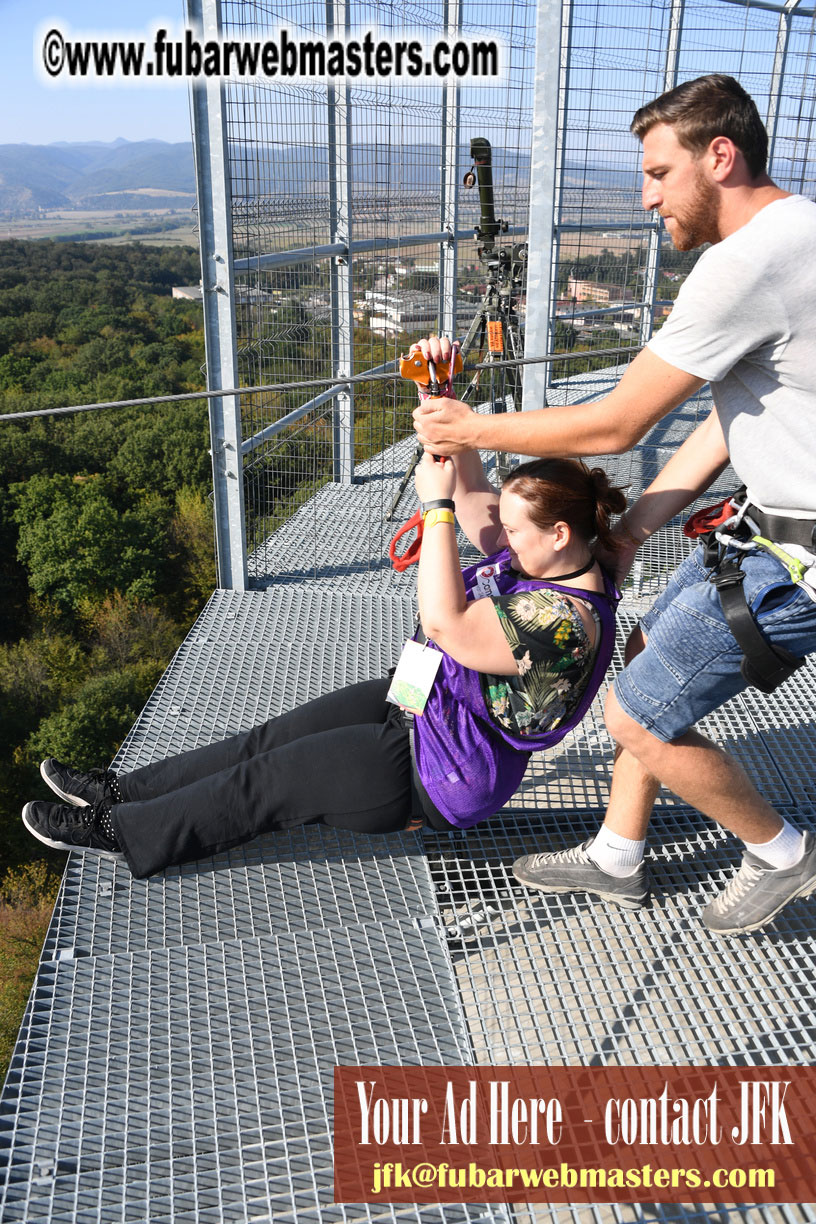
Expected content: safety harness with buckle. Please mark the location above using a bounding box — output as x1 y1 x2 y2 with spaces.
683 490 815 693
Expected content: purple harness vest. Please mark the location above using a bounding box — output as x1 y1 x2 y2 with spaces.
412 548 620 828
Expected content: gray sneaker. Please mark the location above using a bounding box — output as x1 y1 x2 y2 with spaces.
512 839 650 910
703 831 816 934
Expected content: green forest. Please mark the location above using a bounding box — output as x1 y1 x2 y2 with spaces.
0 240 213 1074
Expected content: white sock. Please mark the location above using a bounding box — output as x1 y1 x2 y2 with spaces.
743 820 805 870
588 825 646 878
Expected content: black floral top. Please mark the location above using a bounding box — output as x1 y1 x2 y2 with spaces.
481 588 600 737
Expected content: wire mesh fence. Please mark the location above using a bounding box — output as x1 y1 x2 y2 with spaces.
201 0 816 587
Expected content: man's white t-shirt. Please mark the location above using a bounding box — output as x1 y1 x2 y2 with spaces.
648 193 816 515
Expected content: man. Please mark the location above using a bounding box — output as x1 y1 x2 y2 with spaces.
413 74 816 934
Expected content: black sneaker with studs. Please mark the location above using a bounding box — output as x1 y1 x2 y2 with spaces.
23 800 123 860
40 758 123 808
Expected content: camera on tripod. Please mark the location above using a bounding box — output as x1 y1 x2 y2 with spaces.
464 137 527 286
385 136 528 520
464 136 506 254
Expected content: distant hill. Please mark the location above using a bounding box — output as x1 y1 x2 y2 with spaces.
0 140 196 214
0 137 637 216
222 142 637 197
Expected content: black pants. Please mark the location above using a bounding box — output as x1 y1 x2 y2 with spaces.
112 678 423 878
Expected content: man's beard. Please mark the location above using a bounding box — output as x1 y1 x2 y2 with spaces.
667 168 720 250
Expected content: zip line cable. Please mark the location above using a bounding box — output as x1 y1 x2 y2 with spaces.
0 345 639 424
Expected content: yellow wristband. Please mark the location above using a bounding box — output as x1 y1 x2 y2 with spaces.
423 508 455 529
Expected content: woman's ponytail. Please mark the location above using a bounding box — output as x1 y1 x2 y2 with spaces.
587 466 628 553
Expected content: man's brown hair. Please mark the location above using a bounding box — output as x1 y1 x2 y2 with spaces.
631 74 768 178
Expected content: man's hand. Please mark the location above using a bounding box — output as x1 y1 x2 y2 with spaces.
408 334 475 454
414 396 477 455
595 532 640 587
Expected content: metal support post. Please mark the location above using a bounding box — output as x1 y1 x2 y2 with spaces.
548 0 575 381
766 0 801 170
186 0 248 591
639 0 684 347
328 0 355 484
522 0 568 414
439 0 461 339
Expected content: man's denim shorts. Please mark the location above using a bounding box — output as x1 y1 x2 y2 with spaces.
614 543 816 743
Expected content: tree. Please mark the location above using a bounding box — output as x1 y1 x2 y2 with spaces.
84 592 181 671
0 239 210 905
13 474 169 614
106 404 211 498
168 488 217 616
0 862 60 1081
24 665 163 770
0 353 43 393
401 272 439 294
554 320 578 351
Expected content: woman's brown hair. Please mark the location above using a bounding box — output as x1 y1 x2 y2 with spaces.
502 457 627 552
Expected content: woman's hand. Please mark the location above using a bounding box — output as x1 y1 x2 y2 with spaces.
414 451 457 503
410 334 452 365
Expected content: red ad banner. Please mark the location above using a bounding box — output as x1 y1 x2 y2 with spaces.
334 1065 816 1204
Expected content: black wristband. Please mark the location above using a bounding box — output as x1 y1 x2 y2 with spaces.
421 498 455 514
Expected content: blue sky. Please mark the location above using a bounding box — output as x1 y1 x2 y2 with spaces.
1 0 193 145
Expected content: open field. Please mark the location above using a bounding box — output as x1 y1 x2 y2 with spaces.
558 230 652 257
1 202 653 260
1 208 198 247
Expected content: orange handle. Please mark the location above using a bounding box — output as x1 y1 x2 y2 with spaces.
399 350 463 386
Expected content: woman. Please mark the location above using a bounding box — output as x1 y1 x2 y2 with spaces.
22 448 624 878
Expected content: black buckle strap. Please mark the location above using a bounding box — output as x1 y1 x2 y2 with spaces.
697 507 754 569
700 530 724 570
398 707 451 831
711 563 805 694
728 491 816 551
749 506 816 551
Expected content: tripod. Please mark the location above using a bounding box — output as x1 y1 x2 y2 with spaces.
455 239 526 479
385 138 526 521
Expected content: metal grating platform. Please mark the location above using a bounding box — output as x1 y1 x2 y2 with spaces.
424 806 816 1066
2 383 815 1222
109 586 417 769
2 922 488 1224
248 430 487 590
41 825 438 960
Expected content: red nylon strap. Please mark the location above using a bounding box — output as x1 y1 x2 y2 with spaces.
683 497 735 539
388 508 424 572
